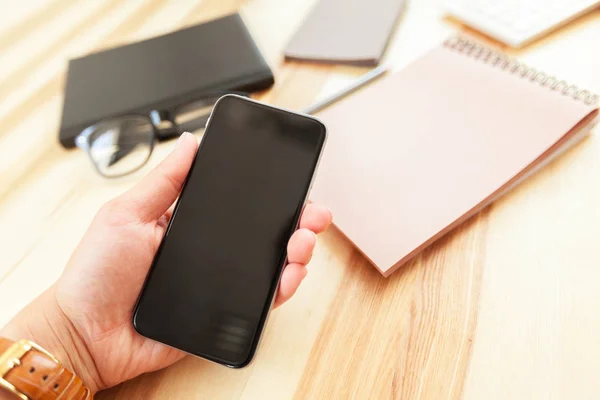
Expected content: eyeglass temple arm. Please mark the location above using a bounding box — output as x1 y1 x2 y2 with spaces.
155 127 182 141
154 91 251 140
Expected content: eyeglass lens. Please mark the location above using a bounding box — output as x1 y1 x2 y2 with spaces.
87 117 154 177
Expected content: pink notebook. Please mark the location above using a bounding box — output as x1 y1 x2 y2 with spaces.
310 36 599 276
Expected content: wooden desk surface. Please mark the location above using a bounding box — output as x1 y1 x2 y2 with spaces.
1 0 599 398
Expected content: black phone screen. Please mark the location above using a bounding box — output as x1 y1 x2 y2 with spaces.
133 95 326 367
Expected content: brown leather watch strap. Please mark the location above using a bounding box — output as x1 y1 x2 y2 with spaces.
0 338 91 400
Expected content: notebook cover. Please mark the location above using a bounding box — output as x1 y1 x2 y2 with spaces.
309 37 599 276
284 0 406 66
59 13 274 148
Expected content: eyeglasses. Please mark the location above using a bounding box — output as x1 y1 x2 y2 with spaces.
75 92 247 178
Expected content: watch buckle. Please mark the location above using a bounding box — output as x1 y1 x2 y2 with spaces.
0 339 58 400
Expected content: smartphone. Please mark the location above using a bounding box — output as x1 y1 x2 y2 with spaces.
132 95 327 368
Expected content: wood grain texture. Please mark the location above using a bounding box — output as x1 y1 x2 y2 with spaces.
0 0 599 399
294 213 487 400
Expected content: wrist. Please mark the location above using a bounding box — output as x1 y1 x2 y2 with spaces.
0 288 103 394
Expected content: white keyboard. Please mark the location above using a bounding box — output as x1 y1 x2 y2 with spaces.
445 0 600 47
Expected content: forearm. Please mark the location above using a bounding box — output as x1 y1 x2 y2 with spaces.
0 288 103 396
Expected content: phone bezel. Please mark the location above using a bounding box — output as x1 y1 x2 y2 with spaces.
132 94 327 368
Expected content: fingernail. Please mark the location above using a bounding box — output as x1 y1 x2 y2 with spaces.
176 132 191 148
301 267 308 281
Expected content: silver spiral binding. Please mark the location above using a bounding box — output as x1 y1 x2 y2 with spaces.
444 36 599 106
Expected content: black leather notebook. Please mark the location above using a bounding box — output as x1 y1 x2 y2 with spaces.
58 13 274 148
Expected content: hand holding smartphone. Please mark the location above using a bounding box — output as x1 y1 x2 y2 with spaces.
133 95 327 367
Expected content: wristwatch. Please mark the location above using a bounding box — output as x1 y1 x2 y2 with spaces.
0 338 91 399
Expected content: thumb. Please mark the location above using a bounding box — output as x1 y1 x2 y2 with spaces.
122 132 198 223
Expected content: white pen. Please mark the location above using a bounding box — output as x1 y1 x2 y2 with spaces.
303 65 390 115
